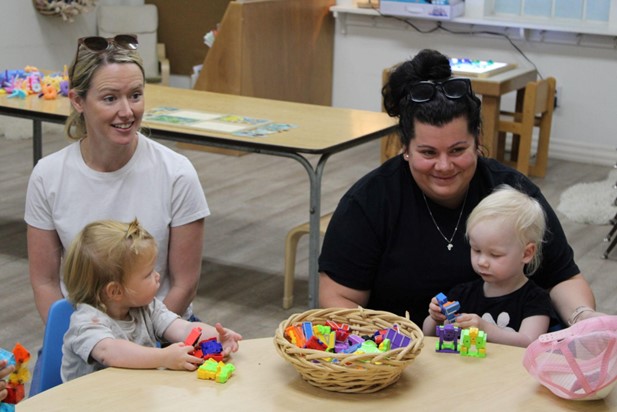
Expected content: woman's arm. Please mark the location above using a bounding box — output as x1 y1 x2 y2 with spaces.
549 273 598 324
318 273 370 309
164 219 205 316
27 225 63 324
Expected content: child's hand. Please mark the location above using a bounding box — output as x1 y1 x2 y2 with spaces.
0 359 14 402
454 313 483 329
215 322 243 356
428 297 446 323
161 342 204 371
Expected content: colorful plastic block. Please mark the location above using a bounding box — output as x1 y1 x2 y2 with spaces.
285 325 306 348
460 327 487 358
436 292 461 324
302 322 314 340
197 358 235 383
384 328 411 349
184 327 203 347
435 324 461 353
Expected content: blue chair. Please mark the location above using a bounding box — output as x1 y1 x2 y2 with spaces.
35 299 74 395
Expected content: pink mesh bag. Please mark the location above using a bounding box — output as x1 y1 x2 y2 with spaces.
523 316 617 400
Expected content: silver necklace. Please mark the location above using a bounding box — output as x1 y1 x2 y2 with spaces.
422 191 468 251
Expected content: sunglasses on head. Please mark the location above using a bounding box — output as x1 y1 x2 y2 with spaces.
408 78 472 103
70 34 139 80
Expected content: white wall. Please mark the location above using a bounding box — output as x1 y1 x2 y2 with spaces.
0 0 143 72
3 1 616 165
331 12 617 166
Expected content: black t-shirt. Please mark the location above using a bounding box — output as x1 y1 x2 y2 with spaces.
448 279 552 331
319 155 579 327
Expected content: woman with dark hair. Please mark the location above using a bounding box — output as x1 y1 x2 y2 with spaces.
319 49 598 329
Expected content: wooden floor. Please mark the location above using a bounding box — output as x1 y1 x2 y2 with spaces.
1 121 616 373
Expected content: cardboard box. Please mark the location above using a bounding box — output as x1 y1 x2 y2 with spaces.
380 0 465 20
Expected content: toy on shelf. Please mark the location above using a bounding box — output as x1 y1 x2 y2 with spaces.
460 327 487 358
0 343 31 412
435 292 460 324
435 324 461 353
1 67 69 100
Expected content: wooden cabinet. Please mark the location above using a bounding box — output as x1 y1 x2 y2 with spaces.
193 0 335 106
145 0 232 76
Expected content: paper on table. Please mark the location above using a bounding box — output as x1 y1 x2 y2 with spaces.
144 107 271 133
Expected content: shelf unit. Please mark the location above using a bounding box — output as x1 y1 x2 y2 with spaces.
331 4 617 48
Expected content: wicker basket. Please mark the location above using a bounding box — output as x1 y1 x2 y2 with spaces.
274 307 424 393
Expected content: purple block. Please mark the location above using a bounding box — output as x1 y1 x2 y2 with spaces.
385 328 411 349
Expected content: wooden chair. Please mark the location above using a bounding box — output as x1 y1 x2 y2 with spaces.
380 64 403 162
282 213 333 309
97 5 170 85
496 77 557 177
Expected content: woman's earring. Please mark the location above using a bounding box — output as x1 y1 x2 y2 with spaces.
403 153 409 160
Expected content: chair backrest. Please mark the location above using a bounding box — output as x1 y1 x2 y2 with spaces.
97 5 160 82
38 299 74 393
522 77 556 122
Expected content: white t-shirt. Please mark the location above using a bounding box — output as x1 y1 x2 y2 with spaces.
25 133 210 318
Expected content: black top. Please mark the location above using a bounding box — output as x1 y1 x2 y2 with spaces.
448 279 552 332
319 155 579 327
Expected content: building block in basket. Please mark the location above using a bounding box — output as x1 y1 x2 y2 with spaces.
385 328 411 349
460 327 487 358
335 341 350 353
313 324 331 337
305 335 328 351
342 343 363 354
372 329 388 344
326 320 351 342
436 324 461 353
435 292 461 324
348 334 364 346
285 325 307 348
313 329 336 351
302 322 314 340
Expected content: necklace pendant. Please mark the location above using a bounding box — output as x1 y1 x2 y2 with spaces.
447 243 453 251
